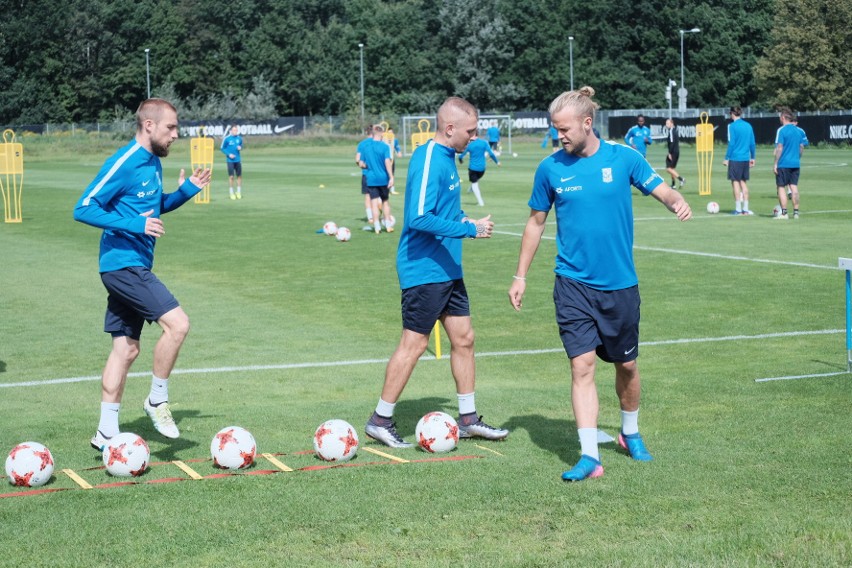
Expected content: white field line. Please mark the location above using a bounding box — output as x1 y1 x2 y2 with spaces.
754 370 850 383
1 329 843 390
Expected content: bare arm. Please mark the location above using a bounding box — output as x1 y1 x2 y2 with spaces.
508 209 548 311
650 184 692 221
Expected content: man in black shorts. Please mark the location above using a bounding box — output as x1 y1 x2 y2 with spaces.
665 118 685 189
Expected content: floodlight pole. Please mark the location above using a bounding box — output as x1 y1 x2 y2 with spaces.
144 48 151 99
568 36 574 91
678 28 700 112
358 43 365 129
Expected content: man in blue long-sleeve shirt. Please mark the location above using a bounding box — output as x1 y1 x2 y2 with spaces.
723 106 756 215
364 97 509 448
74 98 211 451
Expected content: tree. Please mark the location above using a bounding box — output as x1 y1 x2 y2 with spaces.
755 0 852 110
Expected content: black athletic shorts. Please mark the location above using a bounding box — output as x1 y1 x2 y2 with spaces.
775 168 800 187
226 162 242 177
367 185 389 201
666 152 679 168
727 160 750 182
468 169 485 183
553 275 640 363
401 280 470 335
101 267 179 340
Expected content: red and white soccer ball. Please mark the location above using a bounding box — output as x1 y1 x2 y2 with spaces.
772 204 783 217
336 227 351 242
313 419 359 462
211 426 256 470
102 433 150 477
706 201 720 214
415 412 459 453
5 441 54 487
323 221 338 236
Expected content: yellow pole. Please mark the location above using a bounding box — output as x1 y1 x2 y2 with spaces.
696 112 714 196
0 129 24 223
433 321 441 359
191 133 213 204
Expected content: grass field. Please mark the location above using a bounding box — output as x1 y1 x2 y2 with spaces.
1 135 850 567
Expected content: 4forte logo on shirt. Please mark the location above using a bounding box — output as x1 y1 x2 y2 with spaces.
554 185 582 194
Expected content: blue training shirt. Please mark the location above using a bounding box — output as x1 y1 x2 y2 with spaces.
362 138 391 187
487 126 500 143
775 123 802 168
221 134 243 163
725 119 756 161
397 139 478 290
623 124 652 156
528 141 663 290
73 140 203 273
457 138 499 172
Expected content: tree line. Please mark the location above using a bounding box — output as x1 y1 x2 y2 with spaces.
1 0 848 126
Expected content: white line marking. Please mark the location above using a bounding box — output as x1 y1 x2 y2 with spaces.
2 330 843 390
755 371 850 383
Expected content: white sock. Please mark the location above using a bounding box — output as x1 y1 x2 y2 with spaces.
229 187 234 195
98 402 121 437
148 375 169 405
736 199 743 212
366 208 373 222
621 409 639 436
743 200 749 212
374 219 381 231
471 183 484 206
457 392 476 416
375 398 396 418
578 428 599 461
237 186 241 194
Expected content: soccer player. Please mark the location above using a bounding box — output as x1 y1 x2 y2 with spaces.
623 114 652 157
542 125 560 152
221 124 243 200
355 125 374 224
384 127 403 195
723 106 756 215
486 124 501 154
508 87 691 482
365 97 509 448
73 98 212 450
665 118 685 189
359 124 395 234
457 132 500 206
774 108 804 219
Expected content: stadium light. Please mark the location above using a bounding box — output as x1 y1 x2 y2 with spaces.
678 28 700 112
358 43 365 129
144 48 151 99
568 36 574 91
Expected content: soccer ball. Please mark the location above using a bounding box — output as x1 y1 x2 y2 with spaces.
512 152 518 157
211 426 256 470
772 204 782 217
313 419 359 462
381 215 396 230
706 201 720 214
336 227 351 242
322 221 338 236
415 412 459 453
5 442 54 487
102 433 149 477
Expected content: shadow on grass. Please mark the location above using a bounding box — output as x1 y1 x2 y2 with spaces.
503 414 579 465
120 409 206 461
391 396 455 437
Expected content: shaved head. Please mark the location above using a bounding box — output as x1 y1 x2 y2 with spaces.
135 98 177 132
437 97 477 131
435 96 479 153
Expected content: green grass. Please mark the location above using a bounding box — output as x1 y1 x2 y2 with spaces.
1 136 851 567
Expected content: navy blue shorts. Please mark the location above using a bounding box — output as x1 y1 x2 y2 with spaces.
367 185 389 201
775 168 800 187
468 169 485 183
100 267 180 340
361 174 368 195
553 276 640 363
401 280 470 335
227 162 242 177
727 160 750 182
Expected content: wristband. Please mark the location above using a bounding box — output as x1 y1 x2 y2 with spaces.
512 275 526 281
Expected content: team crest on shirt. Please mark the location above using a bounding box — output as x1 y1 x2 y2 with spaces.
602 168 613 183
